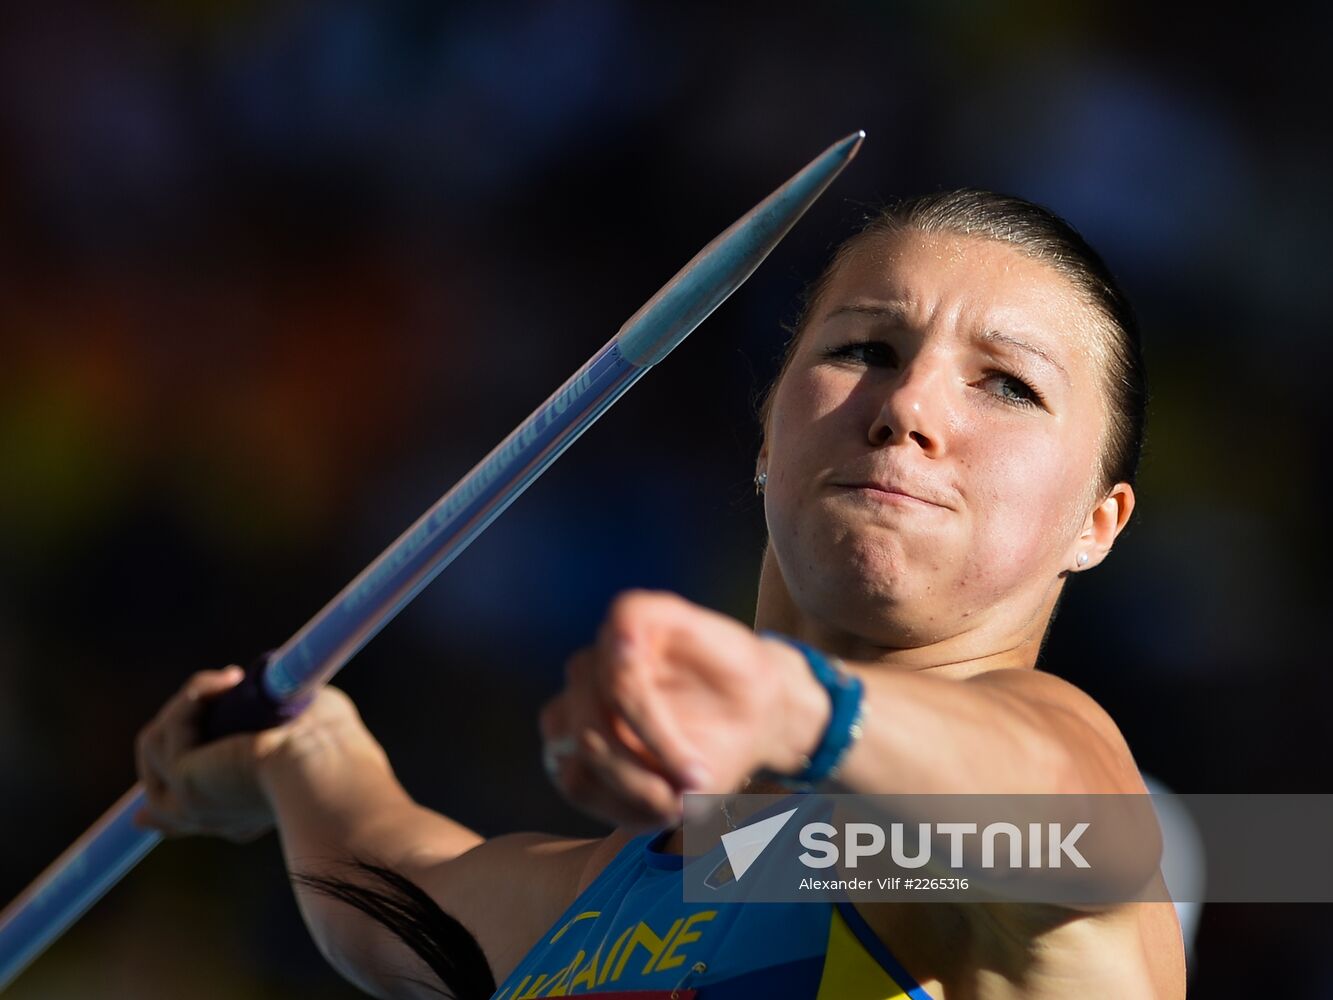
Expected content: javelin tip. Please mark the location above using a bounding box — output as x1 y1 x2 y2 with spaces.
615 129 866 367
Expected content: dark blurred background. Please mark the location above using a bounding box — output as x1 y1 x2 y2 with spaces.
1 1 1329 996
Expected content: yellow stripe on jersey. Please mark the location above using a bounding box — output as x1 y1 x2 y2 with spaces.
816 905 914 1000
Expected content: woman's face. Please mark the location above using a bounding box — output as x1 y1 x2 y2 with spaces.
762 228 1114 647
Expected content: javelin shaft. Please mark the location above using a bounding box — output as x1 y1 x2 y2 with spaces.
263 129 863 706
0 130 864 991
264 336 645 704
0 788 158 992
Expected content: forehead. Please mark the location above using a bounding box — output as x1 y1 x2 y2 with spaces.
813 229 1105 371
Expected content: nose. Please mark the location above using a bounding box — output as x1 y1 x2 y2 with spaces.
866 350 948 454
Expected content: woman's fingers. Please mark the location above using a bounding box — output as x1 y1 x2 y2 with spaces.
134 666 265 840
137 669 229 797
158 667 244 763
543 736 687 832
134 735 274 841
134 723 193 834
133 801 195 838
600 637 712 791
542 590 775 826
539 652 693 825
134 724 164 796
576 727 685 824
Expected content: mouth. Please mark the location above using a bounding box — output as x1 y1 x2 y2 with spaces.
833 482 947 510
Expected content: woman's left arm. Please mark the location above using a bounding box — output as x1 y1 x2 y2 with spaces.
802 658 1149 797
539 589 1147 831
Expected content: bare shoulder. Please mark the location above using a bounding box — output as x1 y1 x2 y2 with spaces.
413 826 639 986
966 666 1122 733
965 666 1147 793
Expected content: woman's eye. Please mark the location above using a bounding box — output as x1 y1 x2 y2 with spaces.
984 371 1044 409
823 340 894 366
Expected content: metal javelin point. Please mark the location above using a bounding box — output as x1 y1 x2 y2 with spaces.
0 129 864 991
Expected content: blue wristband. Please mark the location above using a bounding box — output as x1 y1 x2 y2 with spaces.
759 631 865 789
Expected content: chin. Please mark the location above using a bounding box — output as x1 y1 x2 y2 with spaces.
794 548 913 627
833 524 917 590
777 522 947 640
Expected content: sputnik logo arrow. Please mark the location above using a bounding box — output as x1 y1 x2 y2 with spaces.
720 807 800 881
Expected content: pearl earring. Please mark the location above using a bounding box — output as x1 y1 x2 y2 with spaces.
755 471 768 495
1077 552 1089 567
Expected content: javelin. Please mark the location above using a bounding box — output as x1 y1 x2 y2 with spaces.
0 129 865 991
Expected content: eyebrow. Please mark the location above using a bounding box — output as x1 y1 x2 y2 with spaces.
978 329 1071 387
826 302 910 323
824 302 1072 388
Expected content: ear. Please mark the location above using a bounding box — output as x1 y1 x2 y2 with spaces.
1070 482 1135 572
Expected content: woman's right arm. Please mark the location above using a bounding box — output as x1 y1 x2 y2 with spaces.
134 668 624 999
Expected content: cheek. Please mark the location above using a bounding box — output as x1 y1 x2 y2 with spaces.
772 369 838 429
962 422 1092 567
767 369 859 465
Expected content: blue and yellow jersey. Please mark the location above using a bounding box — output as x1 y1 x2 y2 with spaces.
490 796 933 999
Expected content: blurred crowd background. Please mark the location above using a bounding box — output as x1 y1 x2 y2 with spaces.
1 1 1329 996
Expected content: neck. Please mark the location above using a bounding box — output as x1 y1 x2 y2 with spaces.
752 543 1057 677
